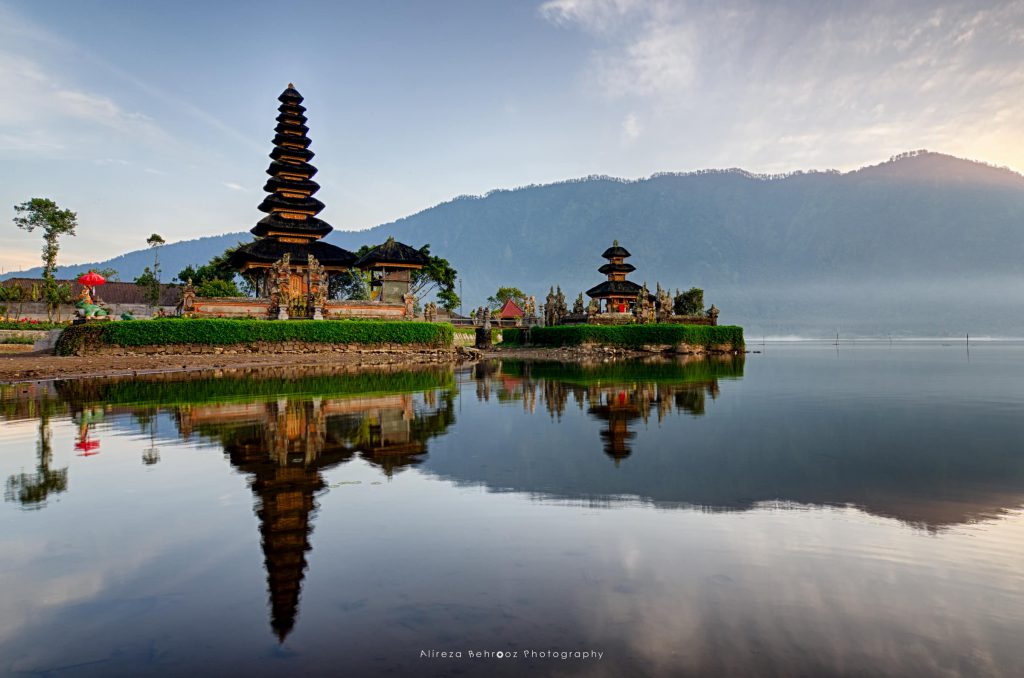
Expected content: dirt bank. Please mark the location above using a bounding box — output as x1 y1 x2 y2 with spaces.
0 348 472 383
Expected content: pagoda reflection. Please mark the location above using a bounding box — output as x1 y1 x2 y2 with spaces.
473 356 740 462
175 376 456 641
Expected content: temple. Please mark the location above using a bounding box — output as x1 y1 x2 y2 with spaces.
355 237 428 304
181 85 430 320
586 241 650 314
230 84 357 297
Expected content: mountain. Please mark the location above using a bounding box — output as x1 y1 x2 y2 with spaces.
6 151 1024 336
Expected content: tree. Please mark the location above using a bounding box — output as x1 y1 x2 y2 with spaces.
13 198 77 280
146 233 165 282
134 268 161 309
487 286 527 310
175 243 254 296
175 245 239 286
196 278 239 298
329 270 368 300
673 287 704 316
409 244 459 311
0 285 19 321
41 280 72 322
137 234 165 310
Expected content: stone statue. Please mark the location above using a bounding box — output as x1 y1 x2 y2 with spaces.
572 293 584 315
424 302 437 322
75 286 108 319
636 282 655 324
527 295 537 317
656 283 672 322
269 254 292 320
403 293 415 319
482 306 492 332
587 298 599 316
307 254 328 320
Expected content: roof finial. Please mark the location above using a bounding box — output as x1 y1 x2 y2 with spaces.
288 82 295 89
613 239 619 246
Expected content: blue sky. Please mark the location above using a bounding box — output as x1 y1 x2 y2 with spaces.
3 0 1024 271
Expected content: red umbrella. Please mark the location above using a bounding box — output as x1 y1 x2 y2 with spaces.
78 271 106 287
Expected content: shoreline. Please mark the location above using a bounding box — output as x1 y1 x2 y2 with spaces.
0 348 467 384
0 344 751 384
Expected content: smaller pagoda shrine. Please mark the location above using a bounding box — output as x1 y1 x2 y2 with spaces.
354 237 428 307
586 241 652 315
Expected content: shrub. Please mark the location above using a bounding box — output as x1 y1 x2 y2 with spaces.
196 278 240 297
0 320 70 331
512 324 743 349
502 328 526 345
0 335 36 345
56 318 454 355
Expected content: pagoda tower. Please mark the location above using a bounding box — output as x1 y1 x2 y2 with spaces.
585 240 648 313
231 84 357 302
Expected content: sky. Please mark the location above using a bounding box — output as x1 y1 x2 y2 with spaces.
2 0 1024 272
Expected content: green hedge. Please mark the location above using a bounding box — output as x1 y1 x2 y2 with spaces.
0 336 36 345
502 328 526 345
502 324 743 349
56 318 454 355
0 321 69 330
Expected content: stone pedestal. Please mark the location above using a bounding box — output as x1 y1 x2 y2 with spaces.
278 308 289 321
475 327 492 349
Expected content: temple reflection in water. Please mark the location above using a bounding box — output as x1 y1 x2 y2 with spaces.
471 356 737 462
178 378 456 640
9 351 1024 646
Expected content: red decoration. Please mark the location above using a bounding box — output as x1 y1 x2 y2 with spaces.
77 272 106 287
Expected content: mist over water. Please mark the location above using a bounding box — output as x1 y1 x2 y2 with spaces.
715 276 1024 337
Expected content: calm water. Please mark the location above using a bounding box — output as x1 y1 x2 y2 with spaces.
2 343 1023 677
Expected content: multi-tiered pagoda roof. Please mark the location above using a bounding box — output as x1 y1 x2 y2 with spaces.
586 242 646 300
232 85 357 271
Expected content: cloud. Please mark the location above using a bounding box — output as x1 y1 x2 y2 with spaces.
622 112 641 142
0 51 172 154
222 182 248 192
539 0 1024 172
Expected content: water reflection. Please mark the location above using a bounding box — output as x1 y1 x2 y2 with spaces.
4 351 1024 658
182 386 455 640
471 357 740 462
3 411 67 508
2 366 458 642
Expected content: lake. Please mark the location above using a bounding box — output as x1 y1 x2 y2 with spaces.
2 342 1023 677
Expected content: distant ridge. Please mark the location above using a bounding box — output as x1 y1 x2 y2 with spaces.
5 151 1023 335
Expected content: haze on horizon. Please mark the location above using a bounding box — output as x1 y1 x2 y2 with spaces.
2 0 1023 271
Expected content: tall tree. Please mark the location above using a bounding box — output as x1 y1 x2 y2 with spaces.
135 233 166 309
14 198 78 320
13 198 78 279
